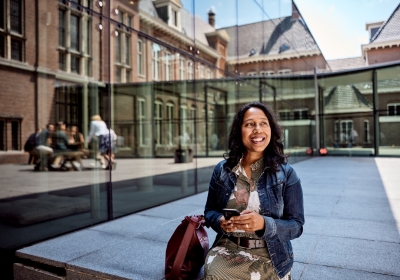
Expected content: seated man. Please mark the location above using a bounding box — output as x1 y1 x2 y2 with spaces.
32 124 54 171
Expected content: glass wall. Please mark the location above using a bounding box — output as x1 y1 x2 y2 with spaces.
377 66 400 157
0 0 399 278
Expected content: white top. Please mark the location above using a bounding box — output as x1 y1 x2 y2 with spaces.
87 120 109 142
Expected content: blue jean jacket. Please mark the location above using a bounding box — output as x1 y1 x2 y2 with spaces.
204 159 305 278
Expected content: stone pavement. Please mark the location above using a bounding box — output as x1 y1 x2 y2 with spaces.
14 157 400 279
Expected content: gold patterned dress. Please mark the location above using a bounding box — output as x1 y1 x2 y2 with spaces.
203 158 291 280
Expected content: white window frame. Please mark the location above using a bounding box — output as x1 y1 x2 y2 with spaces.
247 71 257 77
200 65 205 79
278 69 291 75
189 105 196 141
207 69 212 79
166 102 174 145
154 100 163 145
164 52 171 81
114 10 132 83
152 43 161 81
187 60 193 80
260 70 274 76
364 120 370 144
137 39 144 76
1 0 24 61
180 58 186 80
58 0 92 75
138 98 147 146
339 120 353 144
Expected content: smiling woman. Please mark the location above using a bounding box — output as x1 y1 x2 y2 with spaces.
203 102 305 280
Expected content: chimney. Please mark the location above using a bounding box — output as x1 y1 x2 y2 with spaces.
208 9 215 27
291 0 301 21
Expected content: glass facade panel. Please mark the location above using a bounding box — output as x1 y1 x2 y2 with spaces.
319 71 374 156
377 66 400 156
1 1 400 278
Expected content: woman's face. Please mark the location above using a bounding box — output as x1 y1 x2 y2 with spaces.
241 107 271 156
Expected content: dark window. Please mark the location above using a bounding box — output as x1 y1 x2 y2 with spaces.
59 52 66 70
70 14 80 51
0 120 4 150
364 120 370 143
70 0 81 10
10 0 22 34
370 27 379 40
11 120 20 150
71 54 80 73
0 35 4 57
0 0 4 29
55 86 82 126
388 104 400 116
293 110 308 120
59 9 66 47
279 111 290 121
11 38 22 61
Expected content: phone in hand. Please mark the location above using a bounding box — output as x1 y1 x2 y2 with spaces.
222 208 240 220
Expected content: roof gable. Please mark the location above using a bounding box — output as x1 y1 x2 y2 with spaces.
219 16 319 58
371 3 400 43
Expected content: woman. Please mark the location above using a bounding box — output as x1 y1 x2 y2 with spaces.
87 115 109 169
203 102 304 280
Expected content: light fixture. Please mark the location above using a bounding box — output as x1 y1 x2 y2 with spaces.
113 30 119 37
96 0 104 8
112 8 119 15
319 148 328 155
130 1 134 4
96 23 103 31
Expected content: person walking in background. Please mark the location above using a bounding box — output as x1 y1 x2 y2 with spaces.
100 128 118 170
87 115 109 169
203 102 304 279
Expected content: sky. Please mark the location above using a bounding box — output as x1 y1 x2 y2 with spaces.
180 0 400 60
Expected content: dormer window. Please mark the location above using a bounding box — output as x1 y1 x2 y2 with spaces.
366 21 384 42
279 43 290 53
172 9 178 26
153 0 182 30
370 27 379 40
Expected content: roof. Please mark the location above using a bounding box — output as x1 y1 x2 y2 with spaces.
180 9 216 46
327 57 366 71
139 0 216 46
139 0 159 16
324 85 372 111
371 3 400 43
218 16 320 59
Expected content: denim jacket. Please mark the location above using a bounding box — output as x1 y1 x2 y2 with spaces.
204 159 304 278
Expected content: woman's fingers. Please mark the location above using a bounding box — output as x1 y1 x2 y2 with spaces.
231 212 265 231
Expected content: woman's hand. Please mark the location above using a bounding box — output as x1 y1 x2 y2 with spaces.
219 215 235 233
230 209 265 232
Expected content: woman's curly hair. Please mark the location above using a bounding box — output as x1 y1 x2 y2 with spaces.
224 102 288 172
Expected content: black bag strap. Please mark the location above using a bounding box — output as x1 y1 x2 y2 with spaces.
170 217 197 279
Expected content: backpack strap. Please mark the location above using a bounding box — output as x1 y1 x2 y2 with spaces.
170 217 197 279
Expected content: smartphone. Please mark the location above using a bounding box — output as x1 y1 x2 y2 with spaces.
222 208 240 220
